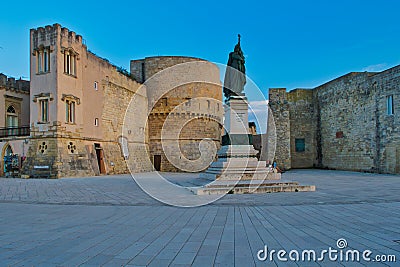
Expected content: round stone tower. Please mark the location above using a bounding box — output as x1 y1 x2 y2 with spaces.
130 56 223 172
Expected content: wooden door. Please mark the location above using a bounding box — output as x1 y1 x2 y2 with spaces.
95 143 106 174
153 155 161 171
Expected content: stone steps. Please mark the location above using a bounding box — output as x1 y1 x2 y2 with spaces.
192 182 316 195
204 169 272 174
200 170 281 181
205 180 300 188
200 155 280 181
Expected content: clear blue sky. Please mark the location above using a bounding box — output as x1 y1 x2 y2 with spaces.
1 0 399 98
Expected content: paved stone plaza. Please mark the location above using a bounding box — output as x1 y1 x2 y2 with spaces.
0 170 399 266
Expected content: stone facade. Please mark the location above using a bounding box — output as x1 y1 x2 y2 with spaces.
268 89 291 169
20 24 153 178
373 67 400 173
269 65 400 174
0 74 30 129
11 23 400 177
131 57 223 172
2 24 223 178
0 74 30 176
287 89 315 169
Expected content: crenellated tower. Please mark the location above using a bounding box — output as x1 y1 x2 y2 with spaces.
23 24 148 178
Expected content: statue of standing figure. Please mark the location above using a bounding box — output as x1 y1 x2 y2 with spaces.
223 34 246 99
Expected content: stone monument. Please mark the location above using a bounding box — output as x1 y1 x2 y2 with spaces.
196 36 316 194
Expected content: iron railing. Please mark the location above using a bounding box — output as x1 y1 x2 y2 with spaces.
0 126 30 138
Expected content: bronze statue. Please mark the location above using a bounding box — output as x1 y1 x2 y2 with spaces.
223 34 246 99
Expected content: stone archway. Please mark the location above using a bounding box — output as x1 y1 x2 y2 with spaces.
1 143 13 177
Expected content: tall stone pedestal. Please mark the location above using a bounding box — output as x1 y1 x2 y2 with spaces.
200 96 280 182
196 95 316 195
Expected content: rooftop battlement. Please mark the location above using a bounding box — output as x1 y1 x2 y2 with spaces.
60 26 83 44
30 23 83 46
30 23 60 36
0 73 29 92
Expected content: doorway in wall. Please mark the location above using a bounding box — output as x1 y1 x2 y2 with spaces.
1 144 13 176
153 155 161 171
94 143 106 174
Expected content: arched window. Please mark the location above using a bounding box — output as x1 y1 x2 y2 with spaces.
5 145 13 156
6 105 18 128
7 105 16 113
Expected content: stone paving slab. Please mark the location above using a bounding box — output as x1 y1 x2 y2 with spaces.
0 169 399 266
0 169 399 206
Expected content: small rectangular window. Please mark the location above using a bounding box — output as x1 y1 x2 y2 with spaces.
36 48 50 74
66 100 76 123
65 100 69 122
64 53 67 73
39 99 49 123
66 54 70 73
64 50 77 76
94 118 99 126
71 56 75 75
387 95 394 115
94 81 98 90
43 50 49 72
71 102 75 123
38 51 43 73
295 138 305 152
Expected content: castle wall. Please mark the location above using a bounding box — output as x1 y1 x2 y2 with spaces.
371 65 400 173
149 109 221 172
132 57 223 172
268 88 315 169
287 89 315 168
268 88 291 169
270 65 400 174
147 82 222 172
265 107 277 163
315 72 376 172
131 56 202 84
